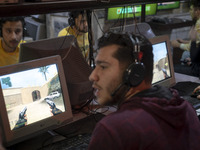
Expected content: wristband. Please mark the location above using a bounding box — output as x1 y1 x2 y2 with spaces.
180 43 185 50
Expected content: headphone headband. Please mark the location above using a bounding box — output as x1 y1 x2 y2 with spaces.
68 10 86 27
123 33 146 87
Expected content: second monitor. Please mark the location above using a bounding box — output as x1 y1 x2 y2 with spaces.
19 35 94 107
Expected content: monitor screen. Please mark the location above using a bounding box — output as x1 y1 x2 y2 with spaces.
149 35 176 87
19 35 94 107
107 3 157 20
0 55 73 147
157 1 180 10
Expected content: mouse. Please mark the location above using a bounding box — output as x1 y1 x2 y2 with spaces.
191 90 200 98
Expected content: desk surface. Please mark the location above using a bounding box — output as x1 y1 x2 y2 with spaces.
147 16 193 36
8 106 115 150
148 19 193 29
175 72 200 84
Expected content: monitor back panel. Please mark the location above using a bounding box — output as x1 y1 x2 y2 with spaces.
19 36 94 106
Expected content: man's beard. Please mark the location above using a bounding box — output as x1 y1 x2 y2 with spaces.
105 84 130 107
3 39 19 52
78 28 88 33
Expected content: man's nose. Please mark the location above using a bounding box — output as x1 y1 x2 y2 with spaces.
89 69 98 82
10 31 17 39
84 21 88 27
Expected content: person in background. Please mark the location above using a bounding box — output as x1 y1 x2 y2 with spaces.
171 0 200 64
187 23 200 77
0 16 26 67
58 10 90 61
88 32 200 150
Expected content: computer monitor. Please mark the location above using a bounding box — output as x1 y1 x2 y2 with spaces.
19 35 94 106
107 3 157 21
149 35 176 87
0 55 73 147
157 1 180 10
25 17 46 41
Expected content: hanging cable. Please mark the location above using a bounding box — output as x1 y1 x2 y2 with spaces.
86 9 95 68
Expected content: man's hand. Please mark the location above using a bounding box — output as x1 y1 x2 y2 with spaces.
171 40 181 48
193 86 200 99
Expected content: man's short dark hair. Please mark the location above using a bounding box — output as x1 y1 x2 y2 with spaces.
0 16 25 27
97 32 154 84
69 10 85 19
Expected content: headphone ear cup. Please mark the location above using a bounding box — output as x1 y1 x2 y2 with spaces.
123 63 145 87
68 17 75 27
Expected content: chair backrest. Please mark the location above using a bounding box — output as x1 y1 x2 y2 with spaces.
109 22 155 39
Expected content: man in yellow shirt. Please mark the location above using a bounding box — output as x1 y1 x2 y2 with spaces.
58 10 90 61
0 16 25 67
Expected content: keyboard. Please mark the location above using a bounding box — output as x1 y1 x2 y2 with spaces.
172 81 200 110
41 113 105 150
41 133 91 150
171 81 200 96
181 95 200 109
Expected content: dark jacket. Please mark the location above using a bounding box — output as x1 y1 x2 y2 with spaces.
88 85 200 150
190 41 200 77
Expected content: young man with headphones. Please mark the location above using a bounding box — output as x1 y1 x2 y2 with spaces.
58 10 90 61
0 16 25 67
88 32 200 150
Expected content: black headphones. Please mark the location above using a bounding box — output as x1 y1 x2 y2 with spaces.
0 16 26 38
68 15 75 27
68 10 86 27
123 34 146 87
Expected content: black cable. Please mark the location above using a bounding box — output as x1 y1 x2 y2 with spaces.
86 10 95 68
58 25 71 50
105 7 126 33
132 5 142 35
61 27 80 61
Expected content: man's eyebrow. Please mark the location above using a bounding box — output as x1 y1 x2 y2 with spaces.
95 60 110 65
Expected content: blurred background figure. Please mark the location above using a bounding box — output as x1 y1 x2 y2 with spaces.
0 16 26 67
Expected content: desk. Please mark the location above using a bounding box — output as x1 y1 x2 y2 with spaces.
175 72 200 84
174 73 200 97
8 73 200 150
8 106 116 150
148 18 193 36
